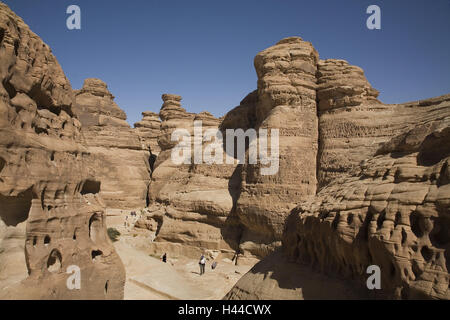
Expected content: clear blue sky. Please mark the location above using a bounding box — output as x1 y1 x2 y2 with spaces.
3 0 450 126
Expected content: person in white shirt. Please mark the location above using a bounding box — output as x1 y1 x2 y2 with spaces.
199 255 206 275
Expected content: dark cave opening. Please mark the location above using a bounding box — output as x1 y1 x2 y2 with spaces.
47 249 62 273
81 180 101 195
0 28 5 44
0 157 5 173
13 39 19 56
2 79 17 99
91 250 103 260
149 153 157 173
0 187 33 227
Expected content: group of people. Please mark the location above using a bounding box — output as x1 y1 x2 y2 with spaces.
123 211 139 229
199 254 217 275
160 253 217 276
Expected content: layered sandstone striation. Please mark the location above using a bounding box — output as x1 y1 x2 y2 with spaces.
73 79 151 209
134 111 161 157
234 37 319 258
142 37 323 261
229 100 450 299
1 0 448 300
226 36 450 298
317 59 390 188
316 59 380 113
141 96 243 260
140 39 450 302
0 3 125 299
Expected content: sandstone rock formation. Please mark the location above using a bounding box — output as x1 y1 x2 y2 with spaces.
140 96 243 260
317 58 381 187
140 39 450 303
225 35 450 299
0 3 125 299
229 104 450 298
234 37 319 258
1 0 448 300
224 249 371 300
73 79 151 209
134 111 161 160
145 38 322 261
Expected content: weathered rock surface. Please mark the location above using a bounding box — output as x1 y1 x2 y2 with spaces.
0 3 125 299
134 111 161 157
315 59 446 189
1 1 448 300
235 37 319 258
141 40 450 303
316 59 379 113
73 79 151 209
144 38 323 261
226 37 450 299
278 97 450 299
143 96 243 260
224 250 371 300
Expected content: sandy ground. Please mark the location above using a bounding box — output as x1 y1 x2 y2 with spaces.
115 240 253 300
107 209 254 300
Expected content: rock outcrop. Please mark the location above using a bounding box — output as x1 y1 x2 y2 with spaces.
134 111 161 157
234 37 319 258
145 38 323 261
225 35 450 299
317 59 381 187
283 127 450 299
316 59 380 113
141 96 243 260
1 0 448 300
224 249 371 300
0 3 125 299
140 40 450 303
73 79 151 209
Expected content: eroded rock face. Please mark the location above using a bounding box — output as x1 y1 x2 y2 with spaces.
317 59 390 188
2 0 448 299
316 60 450 190
135 111 161 157
316 59 379 113
73 79 151 209
282 98 450 299
148 38 322 261
143 41 450 300
235 37 319 258
226 53 450 301
0 3 125 299
143 95 243 260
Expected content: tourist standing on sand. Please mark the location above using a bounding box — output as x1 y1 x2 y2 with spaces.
162 253 167 263
199 255 206 275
